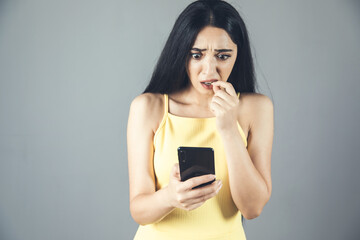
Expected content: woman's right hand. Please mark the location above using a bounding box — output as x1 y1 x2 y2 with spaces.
165 163 222 211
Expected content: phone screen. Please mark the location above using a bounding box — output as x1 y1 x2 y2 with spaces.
177 146 215 189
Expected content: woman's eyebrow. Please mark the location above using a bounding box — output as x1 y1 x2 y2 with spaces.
191 48 233 53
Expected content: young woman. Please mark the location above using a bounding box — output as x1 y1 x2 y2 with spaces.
127 0 274 239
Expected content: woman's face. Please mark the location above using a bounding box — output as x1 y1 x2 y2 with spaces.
186 26 238 94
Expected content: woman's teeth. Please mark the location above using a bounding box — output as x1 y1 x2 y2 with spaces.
204 82 212 86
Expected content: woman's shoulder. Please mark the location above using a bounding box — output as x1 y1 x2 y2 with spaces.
239 92 273 109
130 92 164 108
237 92 274 134
129 93 166 134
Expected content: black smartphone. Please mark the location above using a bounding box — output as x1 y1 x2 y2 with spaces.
177 146 215 189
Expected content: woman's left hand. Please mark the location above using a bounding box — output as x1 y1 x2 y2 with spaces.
210 81 239 133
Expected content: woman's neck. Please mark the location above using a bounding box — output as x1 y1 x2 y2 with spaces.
172 86 214 108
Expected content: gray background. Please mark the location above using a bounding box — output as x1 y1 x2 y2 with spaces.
0 0 359 239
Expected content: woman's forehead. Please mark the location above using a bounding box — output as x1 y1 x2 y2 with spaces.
192 26 237 50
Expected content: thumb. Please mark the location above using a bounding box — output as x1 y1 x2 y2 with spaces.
171 163 181 180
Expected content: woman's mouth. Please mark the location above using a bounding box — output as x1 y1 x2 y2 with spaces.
200 80 218 90
201 82 212 89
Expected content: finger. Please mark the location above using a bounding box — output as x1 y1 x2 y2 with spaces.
212 96 232 110
184 194 211 206
210 101 226 115
211 81 236 96
185 191 217 206
175 180 219 206
180 174 216 191
171 163 181 180
186 180 222 200
213 84 221 92
174 163 180 174
211 81 236 95
214 90 236 105
182 182 223 209
174 171 181 180
183 202 204 211
171 163 178 175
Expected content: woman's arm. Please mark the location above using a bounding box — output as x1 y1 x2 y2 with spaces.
127 94 175 225
210 82 274 220
221 95 273 219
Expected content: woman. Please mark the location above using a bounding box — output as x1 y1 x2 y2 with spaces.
127 0 273 239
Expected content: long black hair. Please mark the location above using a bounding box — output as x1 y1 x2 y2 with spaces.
143 0 257 95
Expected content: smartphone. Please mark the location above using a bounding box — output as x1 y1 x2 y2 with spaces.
177 146 215 189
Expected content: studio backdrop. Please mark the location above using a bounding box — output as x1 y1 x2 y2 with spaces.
0 0 359 239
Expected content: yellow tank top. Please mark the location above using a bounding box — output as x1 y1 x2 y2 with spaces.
134 93 248 240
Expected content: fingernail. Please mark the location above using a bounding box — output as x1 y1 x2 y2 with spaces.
216 184 222 193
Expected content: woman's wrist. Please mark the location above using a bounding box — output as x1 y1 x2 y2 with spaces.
159 185 176 210
217 121 238 137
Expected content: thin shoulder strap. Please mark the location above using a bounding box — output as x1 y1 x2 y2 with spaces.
164 93 169 114
154 94 168 144
237 92 240 98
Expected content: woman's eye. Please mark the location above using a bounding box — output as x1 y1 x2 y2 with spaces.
218 54 230 60
191 53 202 60
190 53 230 60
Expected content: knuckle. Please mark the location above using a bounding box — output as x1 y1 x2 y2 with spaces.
197 189 206 198
208 189 216 196
192 204 201 210
191 178 199 185
177 196 184 203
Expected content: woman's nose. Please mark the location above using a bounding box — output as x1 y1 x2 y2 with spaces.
202 56 217 75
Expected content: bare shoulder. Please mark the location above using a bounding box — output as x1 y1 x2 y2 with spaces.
237 93 274 132
129 92 163 110
129 93 165 134
239 92 273 111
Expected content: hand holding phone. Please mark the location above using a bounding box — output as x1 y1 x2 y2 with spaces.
165 163 222 211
